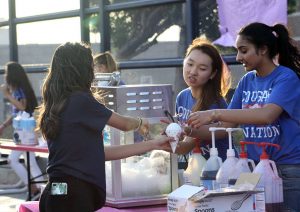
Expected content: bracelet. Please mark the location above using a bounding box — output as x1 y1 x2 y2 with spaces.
211 110 220 122
187 127 193 137
134 117 142 131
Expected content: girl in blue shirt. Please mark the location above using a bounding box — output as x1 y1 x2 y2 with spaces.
0 62 43 198
187 22 300 211
175 38 233 162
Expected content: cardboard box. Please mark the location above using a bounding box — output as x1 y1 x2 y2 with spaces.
168 173 265 212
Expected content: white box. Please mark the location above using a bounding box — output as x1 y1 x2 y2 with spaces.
167 185 265 212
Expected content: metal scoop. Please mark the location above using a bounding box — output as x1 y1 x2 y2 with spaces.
231 192 252 210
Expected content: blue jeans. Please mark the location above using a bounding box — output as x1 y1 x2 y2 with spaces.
277 164 300 212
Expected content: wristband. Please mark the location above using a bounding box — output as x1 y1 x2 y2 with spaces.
134 117 142 131
187 127 193 137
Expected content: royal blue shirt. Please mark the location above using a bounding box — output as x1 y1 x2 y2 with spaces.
176 88 231 161
12 88 26 117
228 65 300 164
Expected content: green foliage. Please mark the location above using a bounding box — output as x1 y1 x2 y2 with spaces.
288 0 299 14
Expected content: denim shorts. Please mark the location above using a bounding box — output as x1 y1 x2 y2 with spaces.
277 164 300 212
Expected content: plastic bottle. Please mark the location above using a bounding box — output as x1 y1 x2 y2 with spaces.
200 127 224 190
250 142 283 212
189 140 207 186
183 157 193 185
228 141 255 185
103 125 111 146
216 128 242 188
12 112 22 144
12 111 36 145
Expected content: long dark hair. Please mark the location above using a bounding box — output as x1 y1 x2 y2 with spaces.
185 38 231 111
5 62 37 114
238 22 300 78
37 42 95 140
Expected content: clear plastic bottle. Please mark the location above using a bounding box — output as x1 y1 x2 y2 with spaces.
103 125 111 146
190 140 207 186
251 142 283 212
183 158 193 185
216 128 241 188
200 127 224 190
228 141 255 185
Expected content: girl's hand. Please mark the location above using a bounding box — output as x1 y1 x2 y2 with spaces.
149 135 173 152
137 118 150 139
188 110 215 128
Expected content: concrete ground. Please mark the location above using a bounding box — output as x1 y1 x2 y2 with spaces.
0 192 27 212
0 147 47 212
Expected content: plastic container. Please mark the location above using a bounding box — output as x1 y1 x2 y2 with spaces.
12 112 37 145
250 142 283 212
228 141 255 185
200 127 223 190
188 139 207 186
216 128 241 188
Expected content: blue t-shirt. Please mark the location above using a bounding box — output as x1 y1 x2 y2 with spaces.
47 91 113 191
12 88 26 117
228 65 300 164
176 88 230 161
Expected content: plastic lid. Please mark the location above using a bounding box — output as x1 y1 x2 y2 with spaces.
226 149 235 157
210 147 218 156
259 142 280 160
192 140 202 154
239 142 248 158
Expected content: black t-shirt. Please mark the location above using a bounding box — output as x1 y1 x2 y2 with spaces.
47 91 112 191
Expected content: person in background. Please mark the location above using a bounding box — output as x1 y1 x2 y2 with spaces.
93 51 118 74
175 38 233 162
0 62 44 197
93 51 125 86
187 22 300 211
37 42 172 212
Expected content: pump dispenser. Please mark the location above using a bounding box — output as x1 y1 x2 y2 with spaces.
250 142 283 212
216 128 241 188
228 141 255 185
189 140 207 186
200 127 224 190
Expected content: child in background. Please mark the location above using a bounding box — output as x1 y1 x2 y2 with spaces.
93 51 125 85
187 22 300 211
0 62 44 197
93 51 118 73
175 38 232 162
38 42 172 212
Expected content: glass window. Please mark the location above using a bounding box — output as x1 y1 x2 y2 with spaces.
88 14 101 54
17 17 80 65
195 0 236 55
88 0 135 7
15 0 80 17
288 0 300 44
0 26 9 68
0 0 9 21
107 4 184 61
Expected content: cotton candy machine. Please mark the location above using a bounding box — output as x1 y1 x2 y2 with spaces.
93 84 178 208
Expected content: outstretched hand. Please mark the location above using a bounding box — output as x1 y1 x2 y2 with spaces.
149 135 173 152
188 110 214 128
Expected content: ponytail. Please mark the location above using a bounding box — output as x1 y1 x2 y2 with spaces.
239 22 300 78
272 24 300 78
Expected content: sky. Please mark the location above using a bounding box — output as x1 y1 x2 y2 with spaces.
0 0 180 45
